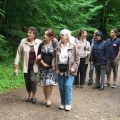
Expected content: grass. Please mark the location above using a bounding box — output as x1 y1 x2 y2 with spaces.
0 58 25 94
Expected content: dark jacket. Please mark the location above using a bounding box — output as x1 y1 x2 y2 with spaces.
91 40 108 65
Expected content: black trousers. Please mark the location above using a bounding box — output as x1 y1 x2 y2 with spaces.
75 58 86 85
24 69 37 93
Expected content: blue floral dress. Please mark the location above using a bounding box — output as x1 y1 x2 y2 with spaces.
39 42 56 86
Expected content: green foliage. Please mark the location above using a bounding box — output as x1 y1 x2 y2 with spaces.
90 0 120 35
0 33 12 60
0 59 24 94
1 0 103 38
0 8 5 17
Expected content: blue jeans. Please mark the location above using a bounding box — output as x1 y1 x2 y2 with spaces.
58 74 75 105
88 63 95 82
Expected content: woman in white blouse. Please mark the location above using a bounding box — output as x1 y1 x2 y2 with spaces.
55 29 80 111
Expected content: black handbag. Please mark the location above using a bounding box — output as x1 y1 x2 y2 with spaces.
58 64 67 72
42 53 52 66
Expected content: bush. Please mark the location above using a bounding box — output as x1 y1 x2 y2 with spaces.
0 58 24 94
0 34 12 60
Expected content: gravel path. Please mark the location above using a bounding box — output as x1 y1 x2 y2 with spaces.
0 67 120 120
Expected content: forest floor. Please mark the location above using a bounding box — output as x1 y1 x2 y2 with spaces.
0 66 120 120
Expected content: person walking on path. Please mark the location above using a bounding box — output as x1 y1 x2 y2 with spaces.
105 29 120 88
88 29 98 85
37 29 56 107
55 29 79 111
91 31 108 90
14 26 42 104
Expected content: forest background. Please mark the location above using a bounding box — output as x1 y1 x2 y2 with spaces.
0 0 120 93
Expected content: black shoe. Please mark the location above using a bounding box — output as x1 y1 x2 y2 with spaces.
31 98 36 104
26 98 31 102
88 82 92 85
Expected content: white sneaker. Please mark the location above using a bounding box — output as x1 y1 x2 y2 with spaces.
59 105 65 110
112 84 116 88
65 105 71 111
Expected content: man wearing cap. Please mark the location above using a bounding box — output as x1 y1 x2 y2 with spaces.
91 31 108 90
105 29 120 88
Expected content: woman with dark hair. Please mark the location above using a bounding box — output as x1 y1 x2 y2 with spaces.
14 26 42 103
37 29 56 107
75 30 90 88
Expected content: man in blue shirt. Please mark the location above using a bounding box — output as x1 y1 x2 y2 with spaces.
105 29 120 88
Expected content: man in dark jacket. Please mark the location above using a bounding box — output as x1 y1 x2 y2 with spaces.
91 31 108 90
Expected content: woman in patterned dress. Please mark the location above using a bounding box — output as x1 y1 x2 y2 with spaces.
37 29 56 107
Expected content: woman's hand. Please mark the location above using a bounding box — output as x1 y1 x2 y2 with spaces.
40 60 50 68
70 68 75 73
36 54 41 61
14 64 18 69
14 64 18 75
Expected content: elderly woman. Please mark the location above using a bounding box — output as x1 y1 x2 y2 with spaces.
14 26 42 104
55 29 80 111
37 29 56 107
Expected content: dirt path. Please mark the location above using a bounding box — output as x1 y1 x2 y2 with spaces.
0 67 120 120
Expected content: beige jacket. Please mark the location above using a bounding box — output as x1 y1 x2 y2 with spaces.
55 42 80 76
14 38 42 73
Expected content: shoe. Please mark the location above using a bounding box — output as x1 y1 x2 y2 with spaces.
104 83 110 87
46 101 51 107
59 105 65 110
65 105 71 111
88 82 92 85
26 98 31 102
92 86 100 89
31 98 36 104
112 84 116 88
100 86 104 90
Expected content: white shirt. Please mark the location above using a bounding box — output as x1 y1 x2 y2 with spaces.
59 42 69 64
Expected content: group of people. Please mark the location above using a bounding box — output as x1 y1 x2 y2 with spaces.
88 29 120 90
14 27 120 111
